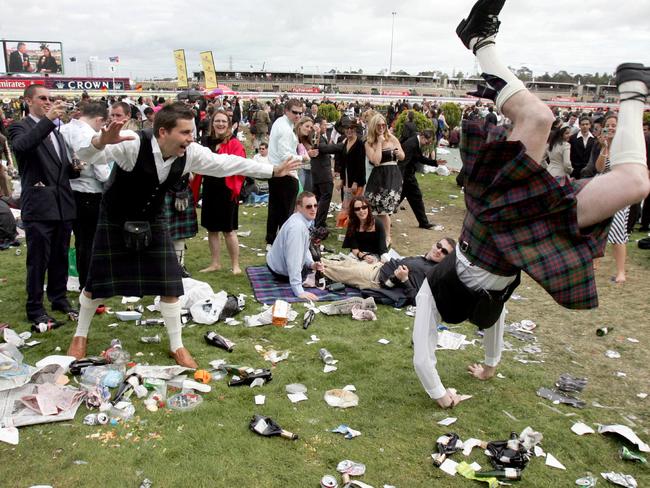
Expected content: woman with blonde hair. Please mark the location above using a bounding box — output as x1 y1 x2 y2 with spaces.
364 113 404 246
199 109 246 274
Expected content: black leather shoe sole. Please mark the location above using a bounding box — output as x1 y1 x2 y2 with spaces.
456 0 506 50
419 223 435 229
615 63 650 87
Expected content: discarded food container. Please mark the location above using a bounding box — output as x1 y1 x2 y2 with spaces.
320 475 338 488
194 369 212 384
249 414 298 440
167 392 203 411
204 331 235 352
115 311 142 321
596 327 612 336
319 348 335 365
272 299 289 326
336 460 366 484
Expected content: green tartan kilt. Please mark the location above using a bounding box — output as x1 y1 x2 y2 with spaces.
162 191 198 241
85 210 184 299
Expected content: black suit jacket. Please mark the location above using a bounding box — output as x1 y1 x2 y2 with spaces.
8 50 25 72
311 135 334 185
400 135 437 177
8 117 76 221
569 133 595 178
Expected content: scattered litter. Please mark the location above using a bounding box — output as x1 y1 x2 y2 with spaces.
167 392 203 411
285 383 307 394
462 438 486 456
287 392 308 403
502 410 519 422
306 335 320 345
255 344 290 363
437 331 467 350
249 414 297 440
597 424 650 452
351 306 377 321
438 417 457 426
556 374 588 393
336 460 366 483
576 473 597 487
571 422 595 435
254 395 265 405
545 453 566 470
620 446 647 464
121 296 141 304
616 372 627 377
438 458 459 476
73 460 88 465
626 338 639 343
343 385 356 392
205 331 235 352
319 348 336 365
377 338 390 345
605 350 621 359
323 365 338 373
496 373 506 379
537 387 585 408
236 230 251 237
596 326 612 336
318 297 376 316
534 445 546 457
405 305 416 317
637 393 648 399
115 311 142 321
324 389 359 408
600 472 637 488
331 424 361 439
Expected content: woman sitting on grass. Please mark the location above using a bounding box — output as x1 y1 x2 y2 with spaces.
342 195 390 264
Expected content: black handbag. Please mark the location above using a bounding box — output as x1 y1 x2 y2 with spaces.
123 221 152 251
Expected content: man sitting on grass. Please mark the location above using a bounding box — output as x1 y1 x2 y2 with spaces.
414 0 650 409
266 191 325 302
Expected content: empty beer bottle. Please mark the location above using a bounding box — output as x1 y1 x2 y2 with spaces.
204 331 235 352
475 468 521 481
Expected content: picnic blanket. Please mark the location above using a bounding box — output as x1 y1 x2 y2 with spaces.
246 266 362 304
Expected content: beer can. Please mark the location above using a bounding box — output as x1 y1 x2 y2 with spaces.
320 475 338 488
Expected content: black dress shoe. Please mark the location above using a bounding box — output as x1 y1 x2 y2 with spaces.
181 266 192 278
419 223 435 229
32 314 64 327
467 83 498 101
456 0 507 53
52 303 79 321
615 63 650 92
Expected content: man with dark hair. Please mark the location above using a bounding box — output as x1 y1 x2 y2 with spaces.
142 107 155 129
266 98 305 246
66 102 300 367
8 85 78 326
60 102 111 290
310 117 335 229
399 129 443 229
484 105 498 130
8 42 33 73
569 116 595 178
414 0 650 408
266 192 325 301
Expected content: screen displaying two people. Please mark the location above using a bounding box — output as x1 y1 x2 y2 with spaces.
4 41 63 74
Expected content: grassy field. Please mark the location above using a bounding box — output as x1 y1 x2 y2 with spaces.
1 169 649 488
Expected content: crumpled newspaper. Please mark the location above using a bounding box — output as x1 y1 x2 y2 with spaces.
318 297 376 316
254 345 290 363
601 472 637 488
351 306 377 321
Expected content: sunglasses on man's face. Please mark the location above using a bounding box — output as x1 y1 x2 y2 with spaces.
291 110 303 116
436 241 449 256
353 205 369 212
36 96 55 102
303 204 317 209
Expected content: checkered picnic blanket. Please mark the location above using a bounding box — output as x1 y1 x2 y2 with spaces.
246 266 362 304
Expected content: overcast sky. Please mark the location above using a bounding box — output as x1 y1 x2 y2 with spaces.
2 0 649 80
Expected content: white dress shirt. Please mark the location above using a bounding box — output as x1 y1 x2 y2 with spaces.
76 130 274 183
268 115 298 166
60 119 111 193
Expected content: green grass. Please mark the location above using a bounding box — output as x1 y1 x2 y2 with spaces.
1 172 649 488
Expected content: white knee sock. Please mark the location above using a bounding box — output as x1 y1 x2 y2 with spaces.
173 239 185 265
74 292 101 337
474 42 526 112
160 300 183 351
610 81 648 167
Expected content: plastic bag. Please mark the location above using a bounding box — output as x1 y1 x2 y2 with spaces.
189 291 228 325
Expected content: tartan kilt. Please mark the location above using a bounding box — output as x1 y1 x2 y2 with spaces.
459 120 610 310
85 211 184 298
162 191 198 241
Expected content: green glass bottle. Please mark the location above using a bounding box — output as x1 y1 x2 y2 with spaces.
475 468 521 480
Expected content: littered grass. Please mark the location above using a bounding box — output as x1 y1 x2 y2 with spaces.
1 169 649 487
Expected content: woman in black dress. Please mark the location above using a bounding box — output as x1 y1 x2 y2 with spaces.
36 46 60 73
364 113 404 246
343 195 389 263
199 110 246 274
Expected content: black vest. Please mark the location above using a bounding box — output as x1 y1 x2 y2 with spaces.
102 129 186 222
427 251 520 330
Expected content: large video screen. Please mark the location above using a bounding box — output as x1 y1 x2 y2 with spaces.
3 40 64 75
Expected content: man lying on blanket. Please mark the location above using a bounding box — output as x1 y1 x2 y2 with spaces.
266 191 325 301
322 237 456 306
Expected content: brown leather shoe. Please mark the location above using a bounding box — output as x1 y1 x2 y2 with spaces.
169 347 198 369
67 336 88 359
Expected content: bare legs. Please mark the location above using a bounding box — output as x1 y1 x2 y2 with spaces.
200 231 241 274
612 243 627 283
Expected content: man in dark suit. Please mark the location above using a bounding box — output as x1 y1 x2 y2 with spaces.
8 42 33 73
310 117 334 229
569 117 595 179
399 129 442 229
8 85 78 325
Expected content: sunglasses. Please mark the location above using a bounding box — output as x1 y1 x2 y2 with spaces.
353 205 369 212
303 204 317 209
436 242 449 256
36 96 55 102
291 110 303 116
